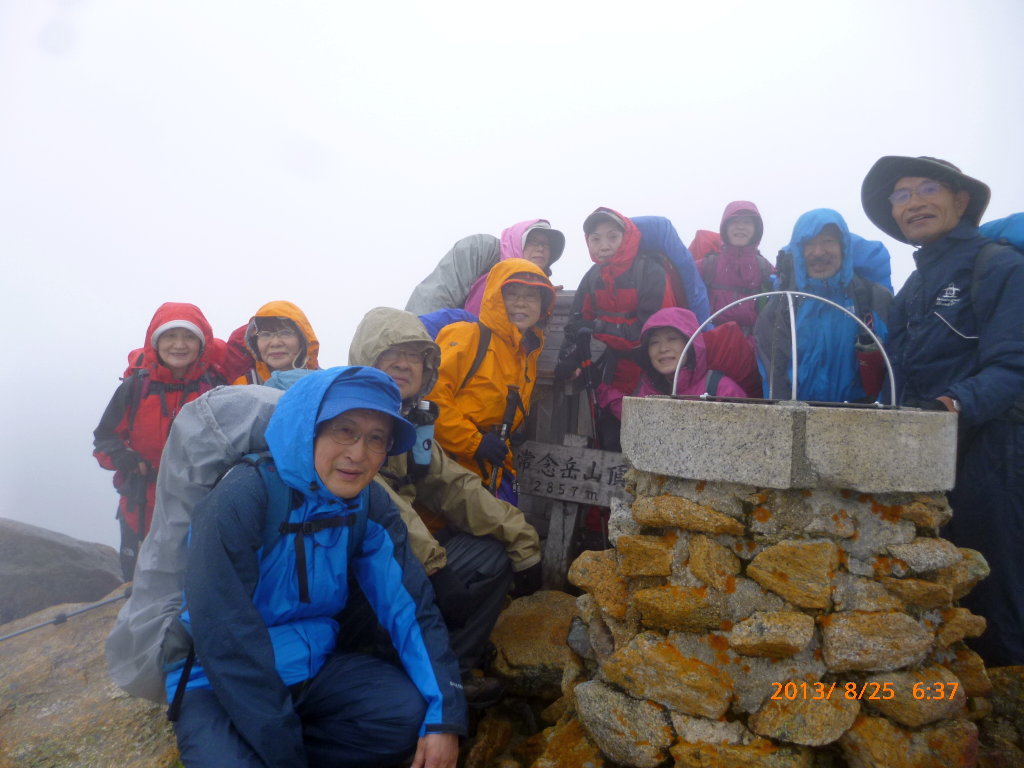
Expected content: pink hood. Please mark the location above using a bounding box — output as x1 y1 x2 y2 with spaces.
464 218 565 315
702 201 771 332
720 201 763 246
638 308 708 396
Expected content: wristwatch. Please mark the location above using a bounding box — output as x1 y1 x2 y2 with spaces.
951 398 962 413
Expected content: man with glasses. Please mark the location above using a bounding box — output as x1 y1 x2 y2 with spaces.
347 307 543 709
862 156 1024 666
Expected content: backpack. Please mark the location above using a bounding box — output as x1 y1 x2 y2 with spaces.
704 370 725 397
634 251 690 310
459 321 492 392
700 251 773 296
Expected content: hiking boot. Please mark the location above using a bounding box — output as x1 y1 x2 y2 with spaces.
462 674 505 710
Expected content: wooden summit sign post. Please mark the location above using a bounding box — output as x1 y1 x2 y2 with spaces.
515 439 633 589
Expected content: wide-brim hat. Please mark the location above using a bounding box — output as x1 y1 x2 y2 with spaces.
861 156 991 244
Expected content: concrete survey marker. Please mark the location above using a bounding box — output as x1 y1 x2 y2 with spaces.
620 397 957 493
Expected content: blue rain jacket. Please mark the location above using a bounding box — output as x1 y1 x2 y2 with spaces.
167 368 467 766
755 209 890 402
634 216 711 324
887 220 1024 428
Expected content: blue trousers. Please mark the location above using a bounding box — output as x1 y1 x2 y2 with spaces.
173 651 427 768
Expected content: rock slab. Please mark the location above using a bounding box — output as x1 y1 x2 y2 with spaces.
490 591 578 698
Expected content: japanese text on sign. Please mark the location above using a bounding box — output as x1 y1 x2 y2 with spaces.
514 441 632 507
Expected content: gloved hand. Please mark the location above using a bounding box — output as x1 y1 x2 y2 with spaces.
512 561 543 598
475 433 509 468
113 449 148 475
904 398 948 412
574 327 593 362
428 567 472 629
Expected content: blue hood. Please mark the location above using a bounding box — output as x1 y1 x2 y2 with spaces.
788 209 855 296
265 367 416 497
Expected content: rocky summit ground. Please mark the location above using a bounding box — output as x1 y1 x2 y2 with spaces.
0 585 179 768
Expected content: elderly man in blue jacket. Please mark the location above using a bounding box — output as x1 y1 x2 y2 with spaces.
167 366 467 768
863 156 1024 666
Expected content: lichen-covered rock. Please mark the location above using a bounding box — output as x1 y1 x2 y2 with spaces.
530 717 606 768
631 495 746 536
887 538 962 573
574 681 673 768
729 611 815 659
987 666 1024 744
490 591 579 698
748 677 860 746
562 653 587 698
465 714 514 768
670 740 814 768
899 494 953 529
670 712 756 746
861 667 966 727
923 547 990 600
831 573 904 613
726 577 787 623
568 550 628 619
608 497 641 546
635 585 725 633
689 535 741 592
662 477 749 519
936 607 987 648
749 489 856 541
878 576 953 610
840 500 917 561
587 614 615 662
942 648 993 698
839 715 979 768
618 534 676 577
746 540 838 609
670 632 826 715
820 612 934 672
601 632 733 719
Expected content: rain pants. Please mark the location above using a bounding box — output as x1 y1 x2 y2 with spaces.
93 303 225 579
169 368 467 766
231 300 321 385
753 209 892 402
429 259 554 491
887 219 1024 666
406 220 565 316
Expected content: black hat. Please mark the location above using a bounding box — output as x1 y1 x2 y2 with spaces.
861 156 990 244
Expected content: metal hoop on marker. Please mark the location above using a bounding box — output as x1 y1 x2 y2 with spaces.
670 291 896 406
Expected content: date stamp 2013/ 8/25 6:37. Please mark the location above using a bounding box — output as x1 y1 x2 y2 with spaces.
771 680 959 701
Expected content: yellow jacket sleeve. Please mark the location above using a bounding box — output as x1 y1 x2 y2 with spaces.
430 323 486 464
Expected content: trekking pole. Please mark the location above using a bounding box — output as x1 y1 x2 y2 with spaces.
575 328 600 450
0 585 132 644
488 385 521 496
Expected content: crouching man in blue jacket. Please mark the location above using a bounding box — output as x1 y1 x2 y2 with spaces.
863 156 1024 667
168 366 467 767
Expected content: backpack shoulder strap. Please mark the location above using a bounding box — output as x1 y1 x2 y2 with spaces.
238 452 298 561
972 241 1014 310
459 321 491 392
701 251 718 287
705 369 725 397
756 253 772 289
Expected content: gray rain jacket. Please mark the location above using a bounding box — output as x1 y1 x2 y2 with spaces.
404 234 501 315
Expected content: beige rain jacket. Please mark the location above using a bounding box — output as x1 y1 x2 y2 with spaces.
348 307 541 573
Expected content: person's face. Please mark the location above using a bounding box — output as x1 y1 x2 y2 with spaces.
256 324 303 371
587 222 624 264
314 409 392 498
502 283 544 333
647 327 689 376
890 176 971 246
156 328 202 376
803 229 844 280
375 345 425 401
725 216 757 247
522 231 552 270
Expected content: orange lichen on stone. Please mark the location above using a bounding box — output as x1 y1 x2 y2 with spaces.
747 540 838 609
723 575 737 594
753 507 772 523
708 634 730 652
879 576 953 610
689 535 741 592
841 489 852 498
529 717 606 768
871 499 904 523
802 490 813 497
567 549 628 618
634 585 724 633
695 481 707 492
632 495 746 535
617 534 675 577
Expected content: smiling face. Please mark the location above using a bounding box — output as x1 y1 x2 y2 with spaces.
522 230 552 270
255 319 303 372
502 282 544 333
375 345 425 401
156 328 202 378
647 326 689 376
725 215 757 247
314 409 392 499
587 222 624 264
891 176 971 245
803 226 844 280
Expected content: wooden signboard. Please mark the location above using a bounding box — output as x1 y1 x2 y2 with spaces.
514 440 632 507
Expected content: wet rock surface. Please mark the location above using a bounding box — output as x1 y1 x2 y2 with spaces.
490 590 579 698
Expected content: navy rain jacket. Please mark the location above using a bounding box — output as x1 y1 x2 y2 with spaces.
169 367 467 766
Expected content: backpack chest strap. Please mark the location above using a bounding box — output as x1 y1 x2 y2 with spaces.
280 515 357 603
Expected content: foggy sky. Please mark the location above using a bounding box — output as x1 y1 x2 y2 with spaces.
2 0 1022 549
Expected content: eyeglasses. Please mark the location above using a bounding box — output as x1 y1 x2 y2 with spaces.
376 347 426 366
255 329 299 341
502 288 543 304
321 421 394 454
888 180 948 207
524 237 551 251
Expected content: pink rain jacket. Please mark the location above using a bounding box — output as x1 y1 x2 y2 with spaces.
463 219 563 315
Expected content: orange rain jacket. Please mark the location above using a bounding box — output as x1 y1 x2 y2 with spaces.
231 301 321 385
429 259 555 485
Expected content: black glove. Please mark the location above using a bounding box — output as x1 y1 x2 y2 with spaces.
429 567 472 629
475 432 509 468
574 327 593 362
113 449 148 475
511 561 543 598
904 398 948 412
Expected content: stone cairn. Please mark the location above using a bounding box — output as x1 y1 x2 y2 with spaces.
554 398 994 768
